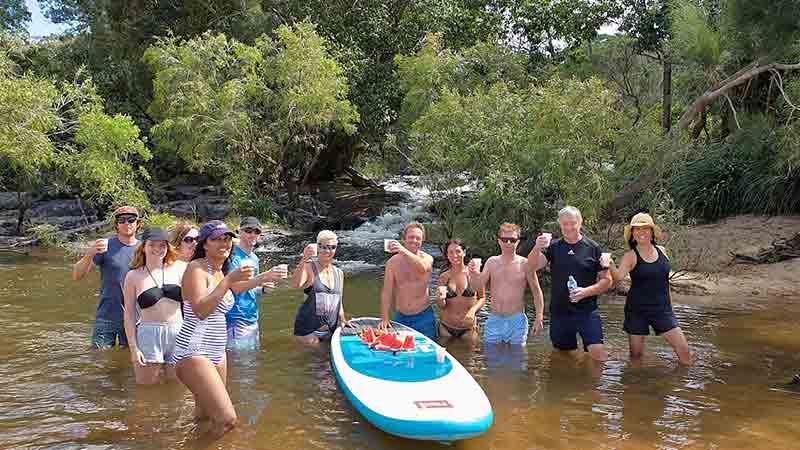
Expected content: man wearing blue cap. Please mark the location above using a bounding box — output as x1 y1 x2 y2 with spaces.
225 217 287 350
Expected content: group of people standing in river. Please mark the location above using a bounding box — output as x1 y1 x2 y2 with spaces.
72 203 694 438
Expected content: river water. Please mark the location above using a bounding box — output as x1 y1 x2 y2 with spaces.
1 179 798 450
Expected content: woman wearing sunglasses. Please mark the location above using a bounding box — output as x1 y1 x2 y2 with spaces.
170 221 199 263
291 230 349 345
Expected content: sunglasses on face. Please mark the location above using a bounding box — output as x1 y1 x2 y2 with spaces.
182 236 198 244
499 237 519 244
319 244 337 251
242 228 262 235
116 215 138 224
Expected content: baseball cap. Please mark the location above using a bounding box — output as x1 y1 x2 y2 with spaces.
197 220 237 242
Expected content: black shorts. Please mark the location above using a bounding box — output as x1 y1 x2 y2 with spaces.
549 310 604 352
623 309 679 336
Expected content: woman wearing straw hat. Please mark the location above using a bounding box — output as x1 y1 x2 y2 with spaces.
607 213 691 365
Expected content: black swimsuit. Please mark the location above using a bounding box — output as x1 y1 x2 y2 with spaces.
441 271 476 338
137 266 182 309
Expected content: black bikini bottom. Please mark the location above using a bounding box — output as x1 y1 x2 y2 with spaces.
440 321 472 338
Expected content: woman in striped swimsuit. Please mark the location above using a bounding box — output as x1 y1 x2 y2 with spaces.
171 220 253 438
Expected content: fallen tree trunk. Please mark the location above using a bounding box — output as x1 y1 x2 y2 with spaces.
603 60 800 217
730 233 800 264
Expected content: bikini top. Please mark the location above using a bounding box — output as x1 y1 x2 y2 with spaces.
136 266 182 309
445 271 476 299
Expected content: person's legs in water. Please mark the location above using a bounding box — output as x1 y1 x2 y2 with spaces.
660 327 691 365
577 311 607 361
226 319 260 351
176 356 236 439
91 318 127 349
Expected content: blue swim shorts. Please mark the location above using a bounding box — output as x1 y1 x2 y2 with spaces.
484 312 529 345
226 319 261 351
393 306 437 340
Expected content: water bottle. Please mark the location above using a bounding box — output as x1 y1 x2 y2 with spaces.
567 275 578 291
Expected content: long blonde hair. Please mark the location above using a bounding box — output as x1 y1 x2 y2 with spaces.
130 241 179 269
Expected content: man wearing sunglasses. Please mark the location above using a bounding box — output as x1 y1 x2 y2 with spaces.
225 216 286 350
72 205 141 349
469 223 544 347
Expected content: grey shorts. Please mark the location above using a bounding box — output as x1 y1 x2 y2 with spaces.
137 321 182 364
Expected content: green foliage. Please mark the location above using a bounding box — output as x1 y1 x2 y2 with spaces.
27 223 62 248
670 0 721 69
145 22 358 205
67 111 151 209
144 212 177 230
0 0 30 32
670 115 800 219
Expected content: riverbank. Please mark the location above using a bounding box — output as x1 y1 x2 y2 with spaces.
634 215 800 303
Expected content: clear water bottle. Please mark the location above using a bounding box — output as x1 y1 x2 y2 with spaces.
567 275 578 291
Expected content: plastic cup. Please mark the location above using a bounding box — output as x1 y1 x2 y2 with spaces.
435 346 446 363
470 258 482 272
437 286 448 298
276 264 289 279
96 238 108 253
384 239 396 253
308 243 318 257
541 233 553 247
239 262 255 279
600 252 612 268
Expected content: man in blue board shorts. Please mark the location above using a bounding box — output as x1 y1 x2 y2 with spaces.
379 222 436 339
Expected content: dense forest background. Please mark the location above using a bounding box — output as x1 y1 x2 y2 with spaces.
2 1 799 246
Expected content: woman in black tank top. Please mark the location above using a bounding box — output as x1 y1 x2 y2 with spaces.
607 213 692 366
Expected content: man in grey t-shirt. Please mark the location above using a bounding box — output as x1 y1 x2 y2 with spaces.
72 206 140 348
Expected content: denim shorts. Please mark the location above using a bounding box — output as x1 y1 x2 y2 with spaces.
137 321 182 363
226 319 261 351
91 318 128 349
549 310 604 352
623 309 679 336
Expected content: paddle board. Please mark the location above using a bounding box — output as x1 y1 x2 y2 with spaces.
331 317 493 441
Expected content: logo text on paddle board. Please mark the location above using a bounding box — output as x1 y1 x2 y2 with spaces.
413 400 453 409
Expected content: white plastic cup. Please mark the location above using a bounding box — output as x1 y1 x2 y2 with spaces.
541 232 553 247
276 264 289 279
435 346 446 363
470 258 482 272
96 238 108 254
239 261 255 279
384 239 396 253
308 243 318 257
600 252 612 268
437 286 448 298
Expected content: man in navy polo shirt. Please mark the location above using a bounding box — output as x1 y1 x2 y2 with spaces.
528 206 612 361
72 206 140 349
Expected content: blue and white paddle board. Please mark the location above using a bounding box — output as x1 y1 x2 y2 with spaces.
331 317 493 441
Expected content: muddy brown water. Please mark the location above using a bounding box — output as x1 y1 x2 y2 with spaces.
0 250 798 450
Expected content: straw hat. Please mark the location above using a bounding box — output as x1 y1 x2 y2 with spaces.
624 213 663 242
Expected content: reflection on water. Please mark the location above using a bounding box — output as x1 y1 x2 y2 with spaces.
0 250 798 449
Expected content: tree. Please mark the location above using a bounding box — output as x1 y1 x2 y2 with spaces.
144 22 359 210
0 0 29 32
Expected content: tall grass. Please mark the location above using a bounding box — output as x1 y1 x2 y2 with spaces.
670 116 800 220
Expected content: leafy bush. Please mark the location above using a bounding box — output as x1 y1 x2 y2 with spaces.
670 115 800 219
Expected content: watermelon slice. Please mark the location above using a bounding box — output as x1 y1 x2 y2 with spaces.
402 335 415 350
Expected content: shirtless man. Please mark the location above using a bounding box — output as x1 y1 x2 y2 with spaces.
469 222 544 345
379 222 436 339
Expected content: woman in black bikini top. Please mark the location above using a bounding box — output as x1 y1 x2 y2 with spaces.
435 239 486 340
122 227 186 385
